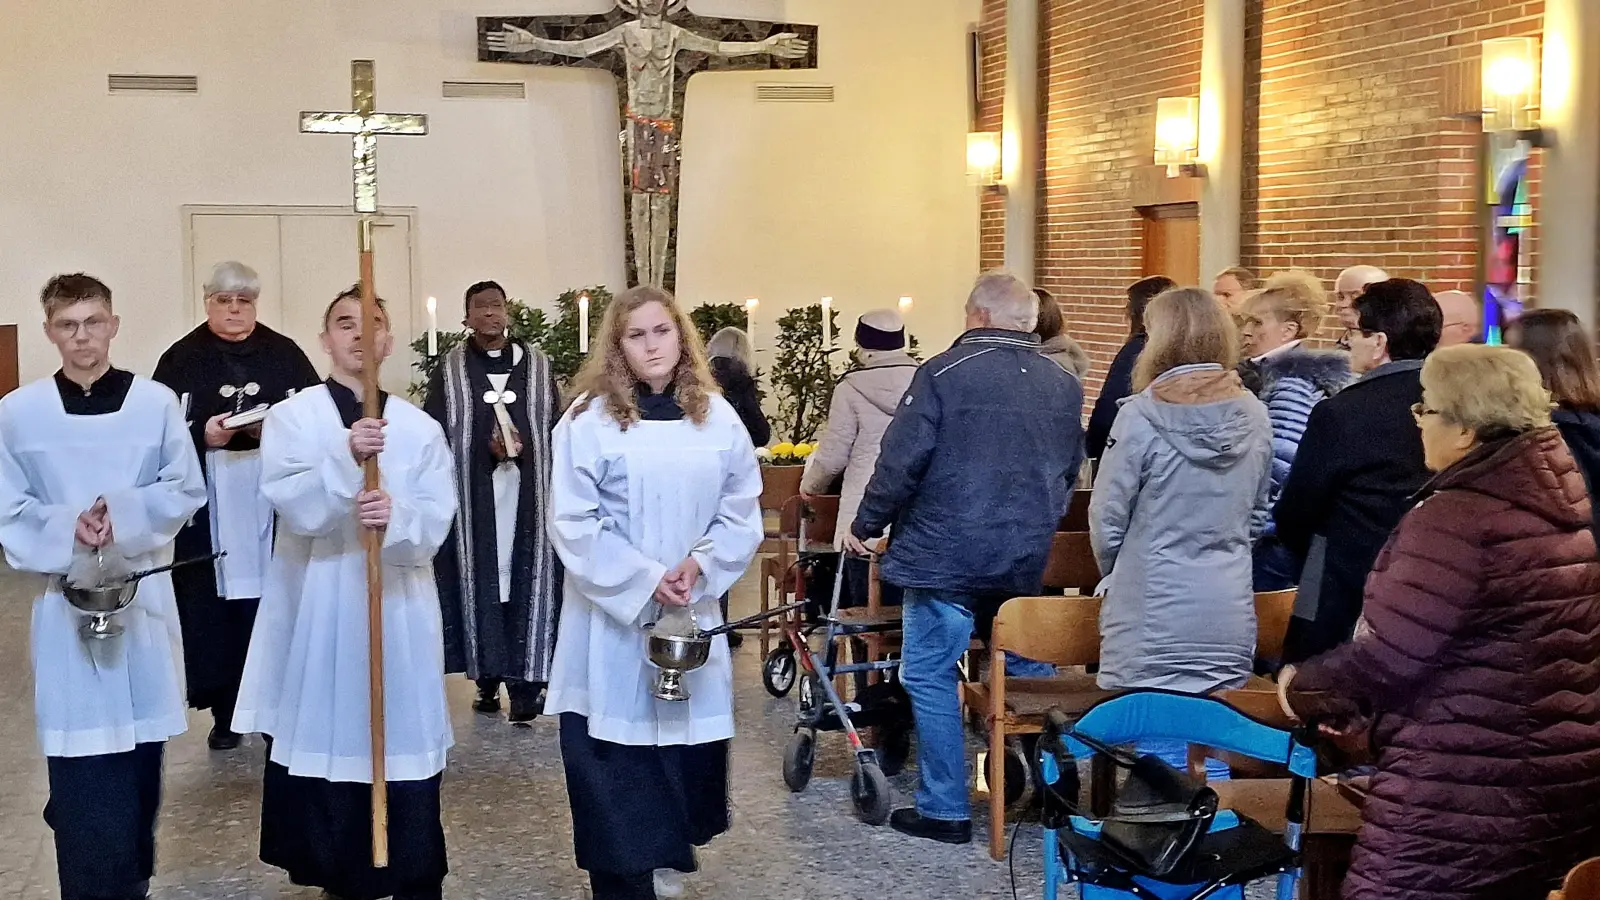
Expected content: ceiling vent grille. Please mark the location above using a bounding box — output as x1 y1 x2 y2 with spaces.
108 74 198 94
442 80 527 100
755 83 834 103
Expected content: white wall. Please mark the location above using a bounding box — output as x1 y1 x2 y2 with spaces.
0 0 980 383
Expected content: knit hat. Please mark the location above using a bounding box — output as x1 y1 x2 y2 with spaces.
855 309 905 351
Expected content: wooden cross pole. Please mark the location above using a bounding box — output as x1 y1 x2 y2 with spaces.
299 59 427 869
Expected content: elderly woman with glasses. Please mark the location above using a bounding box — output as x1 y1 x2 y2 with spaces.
1279 345 1600 900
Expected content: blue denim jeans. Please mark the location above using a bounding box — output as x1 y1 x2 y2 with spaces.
900 589 977 821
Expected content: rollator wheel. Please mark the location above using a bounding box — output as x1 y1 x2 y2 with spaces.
797 673 820 717
763 648 797 697
876 724 914 777
783 731 816 792
852 761 892 826
1003 739 1036 811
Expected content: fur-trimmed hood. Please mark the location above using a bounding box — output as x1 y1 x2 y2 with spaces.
1258 346 1353 399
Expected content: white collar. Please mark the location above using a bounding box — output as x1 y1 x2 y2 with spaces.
1252 338 1303 363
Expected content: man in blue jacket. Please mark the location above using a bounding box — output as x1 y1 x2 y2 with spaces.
846 271 1084 844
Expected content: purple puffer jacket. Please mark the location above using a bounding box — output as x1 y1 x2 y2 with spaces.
1289 428 1600 900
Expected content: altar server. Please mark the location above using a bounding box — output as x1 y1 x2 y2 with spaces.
424 280 562 724
548 285 763 900
233 287 457 900
153 260 320 750
0 274 206 900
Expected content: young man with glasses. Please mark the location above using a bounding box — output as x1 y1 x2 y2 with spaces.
0 274 206 900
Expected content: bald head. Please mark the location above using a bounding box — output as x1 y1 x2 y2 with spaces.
1333 265 1390 330
1434 289 1480 347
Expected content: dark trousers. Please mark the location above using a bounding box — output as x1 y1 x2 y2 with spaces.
475 677 542 704
46 742 164 900
590 871 656 900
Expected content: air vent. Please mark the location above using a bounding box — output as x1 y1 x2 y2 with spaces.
442 80 526 100
755 83 834 103
108 74 198 94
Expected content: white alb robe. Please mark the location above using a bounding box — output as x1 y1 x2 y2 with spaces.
547 394 763 746
205 448 273 599
232 386 458 783
0 377 206 757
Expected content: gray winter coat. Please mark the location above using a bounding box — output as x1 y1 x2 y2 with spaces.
801 351 919 549
1040 334 1091 382
1089 363 1273 693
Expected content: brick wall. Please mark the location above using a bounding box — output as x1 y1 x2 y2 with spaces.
977 0 1008 273
1035 0 1205 395
1242 0 1543 304
978 0 1547 398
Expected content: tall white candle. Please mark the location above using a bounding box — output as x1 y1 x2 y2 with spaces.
744 297 759 349
425 296 438 357
578 293 590 353
820 296 833 357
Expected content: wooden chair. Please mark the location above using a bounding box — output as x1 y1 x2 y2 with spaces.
1040 530 1100 594
757 493 840 658
1553 858 1600 900
967 595 1110 860
1255 588 1297 663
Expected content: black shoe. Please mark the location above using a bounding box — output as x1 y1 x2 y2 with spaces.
508 686 545 727
889 808 971 844
207 724 241 751
473 690 502 714
726 630 744 650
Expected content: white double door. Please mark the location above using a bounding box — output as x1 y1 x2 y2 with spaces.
184 206 419 394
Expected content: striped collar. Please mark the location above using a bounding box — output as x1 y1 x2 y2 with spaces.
954 328 1041 349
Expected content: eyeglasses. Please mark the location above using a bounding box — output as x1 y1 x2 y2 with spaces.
1410 403 1441 421
50 317 114 339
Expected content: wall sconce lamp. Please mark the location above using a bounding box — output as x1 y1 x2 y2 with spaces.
966 131 1003 191
1481 37 1547 143
1154 97 1201 177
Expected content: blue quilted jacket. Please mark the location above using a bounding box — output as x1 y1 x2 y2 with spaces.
1253 346 1353 534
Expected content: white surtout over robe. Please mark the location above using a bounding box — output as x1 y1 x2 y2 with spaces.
233 385 458 783
546 394 763 747
0 376 206 757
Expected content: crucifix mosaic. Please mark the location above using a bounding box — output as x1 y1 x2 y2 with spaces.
479 1 819 291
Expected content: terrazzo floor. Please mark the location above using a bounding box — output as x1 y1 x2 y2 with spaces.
0 564 1278 899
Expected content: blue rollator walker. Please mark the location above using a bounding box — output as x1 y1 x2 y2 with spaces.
1036 690 1317 900
778 551 911 826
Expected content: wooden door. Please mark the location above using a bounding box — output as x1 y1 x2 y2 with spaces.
1141 202 1200 285
0 325 17 400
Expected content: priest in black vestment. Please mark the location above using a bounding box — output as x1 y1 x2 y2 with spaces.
425 281 563 724
151 261 319 750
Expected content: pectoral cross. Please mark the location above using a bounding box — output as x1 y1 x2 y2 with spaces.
479 2 818 290
299 59 429 871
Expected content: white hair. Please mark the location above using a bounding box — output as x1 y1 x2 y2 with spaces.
204 261 261 298
706 326 754 370
966 270 1039 332
1335 265 1388 293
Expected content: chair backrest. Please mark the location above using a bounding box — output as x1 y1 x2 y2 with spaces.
1041 531 1100 593
1254 589 1297 661
1066 690 1316 776
803 495 840 546
1060 489 1093 532
759 465 805 514
992 595 1101 667
1553 857 1600 900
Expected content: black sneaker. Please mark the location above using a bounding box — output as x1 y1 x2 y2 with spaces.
508 686 545 727
473 689 502 714
207 725 241 751
889 808 971 844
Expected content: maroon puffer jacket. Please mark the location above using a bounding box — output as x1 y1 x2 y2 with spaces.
1288 428 1600 900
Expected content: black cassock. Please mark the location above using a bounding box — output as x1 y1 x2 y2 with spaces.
425 339 562 688
152 323 319 721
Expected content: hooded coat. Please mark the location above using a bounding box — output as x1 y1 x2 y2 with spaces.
801 351 919 549
1288 428 1600 900
1089 364 1273 693
1254 346 1353 510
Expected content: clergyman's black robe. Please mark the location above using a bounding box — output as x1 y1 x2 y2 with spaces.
151 323 319 714
425 338 563 684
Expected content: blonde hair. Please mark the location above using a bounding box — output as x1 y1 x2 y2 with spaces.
1422 344 1552 439
1247 269 1329 340
1133 287 1239 391
567 285 715 430
705 326 754 370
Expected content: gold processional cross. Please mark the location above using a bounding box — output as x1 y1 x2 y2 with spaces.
298 59 428 870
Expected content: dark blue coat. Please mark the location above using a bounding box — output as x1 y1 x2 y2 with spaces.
1554 405 1600 542
1086 332 1146 460
851 329 1085 596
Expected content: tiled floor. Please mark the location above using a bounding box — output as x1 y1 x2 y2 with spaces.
0 565 1280 899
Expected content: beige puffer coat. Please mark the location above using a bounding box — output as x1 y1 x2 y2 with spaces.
801 351 919 549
